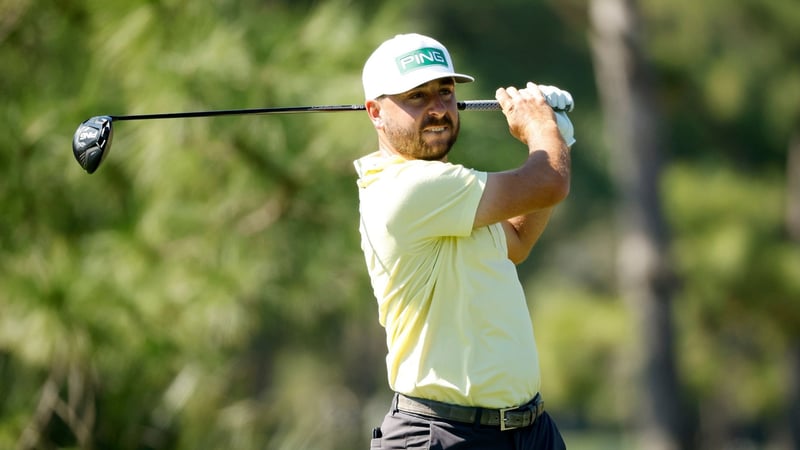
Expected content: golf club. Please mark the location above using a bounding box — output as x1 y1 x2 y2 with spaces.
71 100 569 174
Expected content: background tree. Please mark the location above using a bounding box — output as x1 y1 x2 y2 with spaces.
588 0 683 449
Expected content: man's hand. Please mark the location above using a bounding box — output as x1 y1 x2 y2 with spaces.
496 82 575 147
539 85 576 146
532 84 578 147
496 82 561 145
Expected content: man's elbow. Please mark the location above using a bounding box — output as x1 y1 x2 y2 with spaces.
554 176 571 203
508 248 532 265
540 175 570 208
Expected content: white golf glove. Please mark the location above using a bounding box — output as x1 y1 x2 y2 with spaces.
539 85 574 112
555 111 575 146
539 85 575 146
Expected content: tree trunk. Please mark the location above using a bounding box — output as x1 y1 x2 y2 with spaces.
587 0 685 448
787 130 800 243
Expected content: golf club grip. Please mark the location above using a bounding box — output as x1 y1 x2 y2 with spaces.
458 100 500 111
458 100 570 113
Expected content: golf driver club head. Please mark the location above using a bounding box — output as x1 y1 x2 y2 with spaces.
72 116 113 174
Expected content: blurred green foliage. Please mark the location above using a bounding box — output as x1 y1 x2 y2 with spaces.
0 0 797 449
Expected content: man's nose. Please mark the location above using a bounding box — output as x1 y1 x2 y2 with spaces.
427 97 447 117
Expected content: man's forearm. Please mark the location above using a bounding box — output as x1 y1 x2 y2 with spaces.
503 207 556 263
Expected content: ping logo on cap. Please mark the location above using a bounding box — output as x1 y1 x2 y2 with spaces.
395 47 448 74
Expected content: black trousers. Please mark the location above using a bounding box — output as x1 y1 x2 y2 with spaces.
369 395 567 450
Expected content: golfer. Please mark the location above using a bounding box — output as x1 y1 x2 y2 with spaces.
355 33 574 449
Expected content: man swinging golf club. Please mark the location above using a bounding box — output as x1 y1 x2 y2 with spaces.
355 33 574 449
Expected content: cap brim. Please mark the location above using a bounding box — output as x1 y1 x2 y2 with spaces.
379 72 475 97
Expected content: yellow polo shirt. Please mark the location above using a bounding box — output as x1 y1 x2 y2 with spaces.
354 151 541 409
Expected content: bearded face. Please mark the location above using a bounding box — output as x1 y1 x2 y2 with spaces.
381 111 461 161
371 78 462 161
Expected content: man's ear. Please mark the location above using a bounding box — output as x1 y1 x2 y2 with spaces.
366 100 383 128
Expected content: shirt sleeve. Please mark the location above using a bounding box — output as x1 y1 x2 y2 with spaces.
386 160 487 239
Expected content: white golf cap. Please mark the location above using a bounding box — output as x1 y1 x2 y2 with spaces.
362 33 474 100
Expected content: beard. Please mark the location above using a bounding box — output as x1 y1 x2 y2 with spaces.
383 113 460 161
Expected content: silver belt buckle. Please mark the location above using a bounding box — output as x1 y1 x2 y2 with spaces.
499 407 518 431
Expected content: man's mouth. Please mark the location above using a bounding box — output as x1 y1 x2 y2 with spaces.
424 126 448 133
421 116 453 134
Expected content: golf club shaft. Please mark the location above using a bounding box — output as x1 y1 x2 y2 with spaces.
107 100 503 121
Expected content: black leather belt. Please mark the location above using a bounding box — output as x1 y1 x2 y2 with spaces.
396 393 544 431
